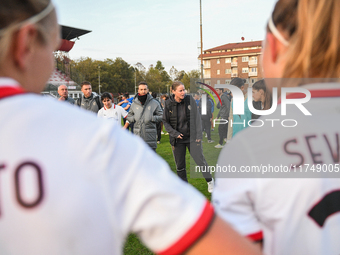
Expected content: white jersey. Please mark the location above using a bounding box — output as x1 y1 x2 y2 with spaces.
213 83 340 255
97 104 127 125
0 78 214 255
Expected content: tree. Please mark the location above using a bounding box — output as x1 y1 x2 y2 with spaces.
70 57 134 94
169 66 185 82
181 69 201 93
145 61 170 94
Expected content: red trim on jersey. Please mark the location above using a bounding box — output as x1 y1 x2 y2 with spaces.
289 89 340 99
158 201 214 255
278 89 340 103
0 86 25 99
246 231 263 242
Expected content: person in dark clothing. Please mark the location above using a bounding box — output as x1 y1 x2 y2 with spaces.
76 81 102 113
125 82 163 151
199 94 214 143
214 88 231 148
163 81 214 193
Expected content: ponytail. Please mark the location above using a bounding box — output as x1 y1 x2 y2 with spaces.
271 0 340 78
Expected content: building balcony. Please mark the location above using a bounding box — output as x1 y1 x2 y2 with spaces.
204 65 211 69
231 73 238 77
249 71 258 77
231 62 238 67
249 60 258 66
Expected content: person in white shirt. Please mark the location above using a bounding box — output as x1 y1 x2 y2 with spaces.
97 92 127 126
213 0 340 254
0 0 261 254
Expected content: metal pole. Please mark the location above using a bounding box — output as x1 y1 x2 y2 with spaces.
134 66 137 95
98 65 101 94
200 0 204 82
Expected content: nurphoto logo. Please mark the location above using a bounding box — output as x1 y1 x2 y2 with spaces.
199 83 312 128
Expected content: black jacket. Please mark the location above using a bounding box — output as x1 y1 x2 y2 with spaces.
163 94 203 146
252 101 262 120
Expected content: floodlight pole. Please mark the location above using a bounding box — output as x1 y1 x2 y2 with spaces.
200 0 204 82
134 66 137 95
98 65 101 95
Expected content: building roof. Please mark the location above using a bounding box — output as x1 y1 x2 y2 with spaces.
199 48 262 59
61 25 91 40
204 40 263 53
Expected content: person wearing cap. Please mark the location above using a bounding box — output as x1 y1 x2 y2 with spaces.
57 84 75 104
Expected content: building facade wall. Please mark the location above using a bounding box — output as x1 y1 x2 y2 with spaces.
200 41 263 87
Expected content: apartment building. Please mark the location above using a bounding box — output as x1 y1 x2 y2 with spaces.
199 40 263 86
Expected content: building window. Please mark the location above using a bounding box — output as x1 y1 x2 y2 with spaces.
242 68 249 73
225 69 231 74
251 67 257 72
217 70 220 75
217 59 220 64
225 58 231 63
242 56 249 62
217 80 220 84
225 80 231 84
204 69 211 78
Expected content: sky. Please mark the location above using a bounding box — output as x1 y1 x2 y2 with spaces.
54 0 277 73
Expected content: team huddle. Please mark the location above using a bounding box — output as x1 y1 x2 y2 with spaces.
1 0 340 254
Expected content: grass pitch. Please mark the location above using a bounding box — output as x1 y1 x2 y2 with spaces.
123 125 221 254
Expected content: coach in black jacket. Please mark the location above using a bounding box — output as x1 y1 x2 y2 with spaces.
163 81 214 193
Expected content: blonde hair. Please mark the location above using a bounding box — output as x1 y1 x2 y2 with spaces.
271 0 340 78
0 0 56 63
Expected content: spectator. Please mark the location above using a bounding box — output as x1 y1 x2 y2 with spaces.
0 0 262 254
199 93 214 143
117 93 132 112
227 78 251 140
160 94 169 135
209 95 215 131
117 93 133 131
194 92 200 108
97 92 127 126
251 79 272 120
213 0 340 254
57 84 75 104
125 82 163 151
76 81 102 113
214 88 231 148
163 81 214 193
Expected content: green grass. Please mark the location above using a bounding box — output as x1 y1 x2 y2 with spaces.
123 122 222 255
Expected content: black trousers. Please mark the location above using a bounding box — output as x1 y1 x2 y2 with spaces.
218 119 229 145
172 141 212 183
156 122 162 142
202 119 212 140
